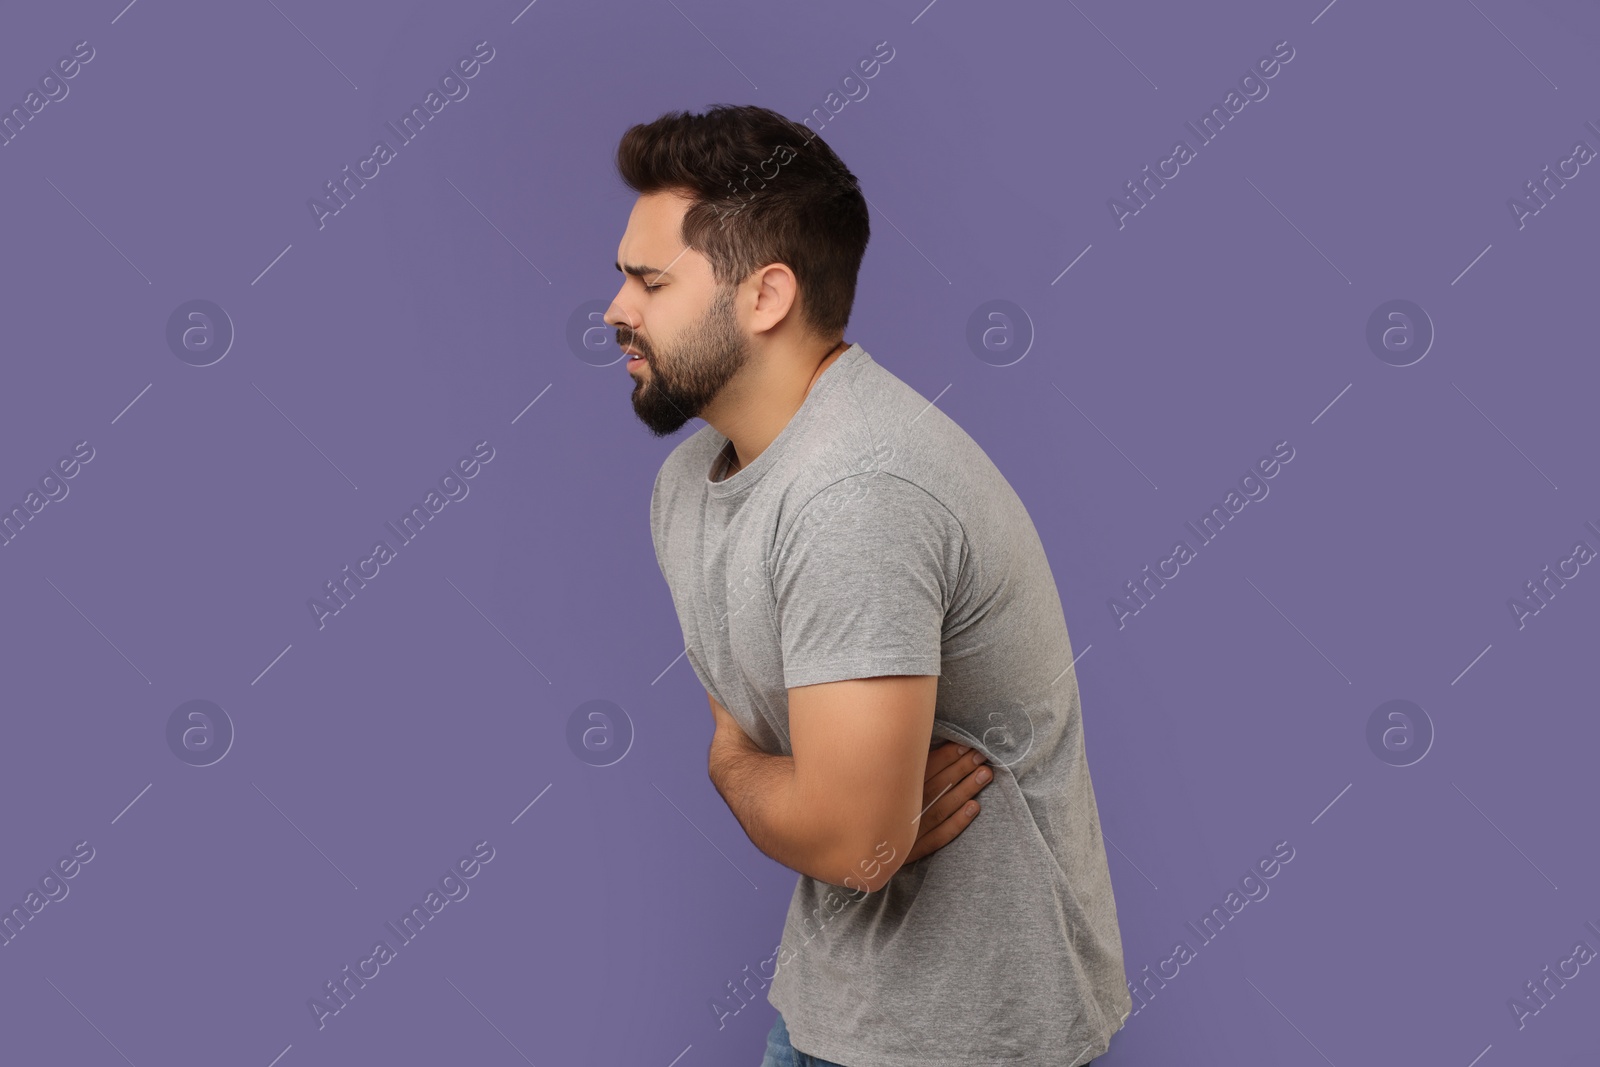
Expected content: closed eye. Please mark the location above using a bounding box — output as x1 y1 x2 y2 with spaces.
643 282 664 292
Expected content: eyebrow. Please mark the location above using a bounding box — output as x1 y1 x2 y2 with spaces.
616 261 670 280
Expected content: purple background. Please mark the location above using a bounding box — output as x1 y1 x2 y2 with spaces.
2 0 1598 1064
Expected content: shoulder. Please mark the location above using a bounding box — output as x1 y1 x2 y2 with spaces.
775 355 974 548
779 469 967 566
651 425 721 508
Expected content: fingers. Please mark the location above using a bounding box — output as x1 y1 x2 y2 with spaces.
905 794 981 865
906 746 994 865
924 740 971 782
919 759 991 831
928 745 989 800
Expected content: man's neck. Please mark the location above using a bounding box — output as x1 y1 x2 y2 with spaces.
708 339 848 480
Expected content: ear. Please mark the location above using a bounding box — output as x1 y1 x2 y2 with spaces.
748 262 801 333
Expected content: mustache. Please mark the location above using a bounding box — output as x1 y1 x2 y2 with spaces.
616 330 649 357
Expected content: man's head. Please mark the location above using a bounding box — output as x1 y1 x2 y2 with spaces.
606 105 869 436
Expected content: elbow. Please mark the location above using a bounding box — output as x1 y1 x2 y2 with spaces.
832 827 914 894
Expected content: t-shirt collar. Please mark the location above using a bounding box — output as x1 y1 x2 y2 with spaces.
705 343 864 498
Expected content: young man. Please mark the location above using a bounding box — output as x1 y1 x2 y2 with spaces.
609 105 1130 1067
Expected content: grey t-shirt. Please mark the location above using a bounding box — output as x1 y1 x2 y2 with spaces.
650 342 1131 1067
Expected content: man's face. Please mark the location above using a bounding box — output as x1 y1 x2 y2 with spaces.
607 191 751 437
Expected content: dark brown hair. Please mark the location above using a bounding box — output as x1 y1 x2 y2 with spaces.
614 104 870 341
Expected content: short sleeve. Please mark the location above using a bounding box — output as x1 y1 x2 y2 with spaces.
771 472 963 689
683 645 724 709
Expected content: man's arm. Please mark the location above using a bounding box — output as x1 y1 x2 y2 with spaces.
708 471 958 891
706 695 828 881
707 676 937 892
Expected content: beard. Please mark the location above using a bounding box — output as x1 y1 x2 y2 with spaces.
625 284 750 438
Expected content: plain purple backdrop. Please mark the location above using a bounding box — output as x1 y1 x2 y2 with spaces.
2 0 1598 1064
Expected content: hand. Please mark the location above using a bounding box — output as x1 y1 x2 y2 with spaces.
904 741 991 865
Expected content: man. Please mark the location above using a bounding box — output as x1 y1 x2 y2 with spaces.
609 104 1130 1067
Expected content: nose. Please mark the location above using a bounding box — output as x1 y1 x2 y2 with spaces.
607 295 641 352
602 284 634 332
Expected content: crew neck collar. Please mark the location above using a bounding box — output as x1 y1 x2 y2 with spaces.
705 343 865 498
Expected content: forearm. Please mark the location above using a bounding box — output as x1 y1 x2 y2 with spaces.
708 723 851 885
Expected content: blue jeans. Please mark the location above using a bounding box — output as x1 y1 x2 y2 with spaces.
759 1011 1096 1066
759 1012 849 1067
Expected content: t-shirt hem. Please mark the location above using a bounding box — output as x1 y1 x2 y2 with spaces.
779 1020 1117 1067
782 657 943 689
